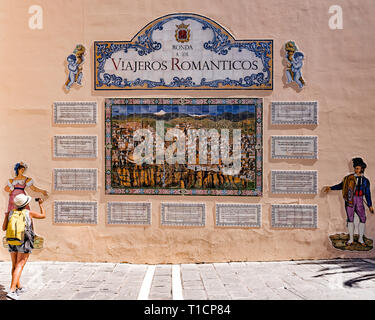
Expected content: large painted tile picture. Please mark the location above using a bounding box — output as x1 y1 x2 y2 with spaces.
105 98 262 196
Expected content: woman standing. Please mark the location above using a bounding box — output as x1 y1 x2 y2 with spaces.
3 162 48 300
4 162 48 213
2 194 46 300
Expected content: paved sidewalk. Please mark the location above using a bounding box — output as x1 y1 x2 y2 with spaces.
0 258 375 300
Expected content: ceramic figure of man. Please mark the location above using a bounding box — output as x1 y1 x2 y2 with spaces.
324 157 374 246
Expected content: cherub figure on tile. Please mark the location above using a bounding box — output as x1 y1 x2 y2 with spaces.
65 44 86 90
285 41 305 89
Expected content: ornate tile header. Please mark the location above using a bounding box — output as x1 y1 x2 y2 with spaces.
94 13 273 90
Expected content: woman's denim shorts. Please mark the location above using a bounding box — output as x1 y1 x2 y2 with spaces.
8 241 32 254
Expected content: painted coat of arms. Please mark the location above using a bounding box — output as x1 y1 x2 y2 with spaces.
175 22 190 43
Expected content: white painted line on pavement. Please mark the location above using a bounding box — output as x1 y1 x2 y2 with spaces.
172 264 183 300
363 258 375 265
137 265 156 300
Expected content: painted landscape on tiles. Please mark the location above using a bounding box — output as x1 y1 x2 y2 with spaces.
105 98 262 196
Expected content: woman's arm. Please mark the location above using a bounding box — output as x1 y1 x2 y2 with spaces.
2 213 9 231
4 179 13 193
29 184 48 196
29 199 46 219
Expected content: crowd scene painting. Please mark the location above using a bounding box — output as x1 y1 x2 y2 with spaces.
105 98 263 196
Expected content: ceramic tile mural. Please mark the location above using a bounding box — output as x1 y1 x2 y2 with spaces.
105 98 263 196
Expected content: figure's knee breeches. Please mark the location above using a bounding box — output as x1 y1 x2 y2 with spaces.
345 205 355 222
354 196 367 223
358 212 366 223
345 198 367 223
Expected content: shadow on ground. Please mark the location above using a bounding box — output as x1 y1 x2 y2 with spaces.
0 284 7 300
297 259 375 288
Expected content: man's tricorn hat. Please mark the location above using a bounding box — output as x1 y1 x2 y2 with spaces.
352 157 367 169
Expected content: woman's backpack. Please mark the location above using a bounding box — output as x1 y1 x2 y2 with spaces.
6 209 27 245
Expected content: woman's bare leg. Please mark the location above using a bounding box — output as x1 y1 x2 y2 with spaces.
10 252 22 289
10 252 29 292
10 252 19 290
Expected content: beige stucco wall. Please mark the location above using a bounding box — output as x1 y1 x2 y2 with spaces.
1 0 375 263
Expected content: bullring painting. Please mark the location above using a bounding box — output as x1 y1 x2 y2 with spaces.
105 98 262 196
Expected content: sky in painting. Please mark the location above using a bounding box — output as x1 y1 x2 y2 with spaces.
112 104 255 116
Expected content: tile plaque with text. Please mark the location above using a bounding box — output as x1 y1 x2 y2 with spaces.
271 136 318 159
272 204 317 228
53 135 97 158
161 203 205 226
216 203 261 227
271 170 318 194
271 101 318 125
53 101 97 124
107 202 151 225
53 168 97 191
54 201 98 224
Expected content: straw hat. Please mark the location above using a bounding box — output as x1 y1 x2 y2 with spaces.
14 194 32 208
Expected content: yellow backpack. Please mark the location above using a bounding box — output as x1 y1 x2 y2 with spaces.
6 209 27 246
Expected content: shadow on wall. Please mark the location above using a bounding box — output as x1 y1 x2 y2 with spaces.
297 259 375 288
0 284 7 300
